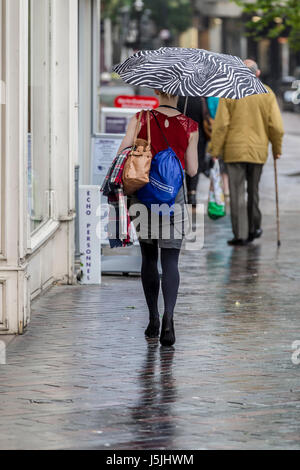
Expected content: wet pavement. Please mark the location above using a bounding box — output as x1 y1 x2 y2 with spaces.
0 113 300 450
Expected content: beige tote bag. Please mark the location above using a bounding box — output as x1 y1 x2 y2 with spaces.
123 110 152 195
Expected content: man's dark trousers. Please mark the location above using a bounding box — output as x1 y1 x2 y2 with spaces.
227 162 263 240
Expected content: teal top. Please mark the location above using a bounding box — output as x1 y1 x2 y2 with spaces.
206 97 220 119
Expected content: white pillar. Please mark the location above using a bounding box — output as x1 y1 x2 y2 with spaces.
104 18 112 73
209 18 222 53
241 36 247 61
78 0 92 185
92 0 101 134
281 41 289 78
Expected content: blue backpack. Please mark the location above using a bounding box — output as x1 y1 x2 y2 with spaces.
137 111 184 214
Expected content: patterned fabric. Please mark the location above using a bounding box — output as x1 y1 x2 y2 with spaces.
113 47 268 100
101 148 130 196
100 148 134 248
107 190 132 248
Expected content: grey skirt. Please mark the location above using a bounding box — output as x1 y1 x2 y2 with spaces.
128 185 189 249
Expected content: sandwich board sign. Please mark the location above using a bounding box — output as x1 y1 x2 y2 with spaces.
79 186 101 284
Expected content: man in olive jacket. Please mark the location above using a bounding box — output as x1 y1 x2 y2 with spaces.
210 59 284 246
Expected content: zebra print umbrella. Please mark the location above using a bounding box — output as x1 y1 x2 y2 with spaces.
113 47 268 99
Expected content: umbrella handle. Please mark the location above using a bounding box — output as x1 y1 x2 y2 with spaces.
183 97 189 115
274 157 281 247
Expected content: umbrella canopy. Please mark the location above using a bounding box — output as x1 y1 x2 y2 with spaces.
113 47 268 99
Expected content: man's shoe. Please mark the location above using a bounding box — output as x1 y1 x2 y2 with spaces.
227 238 249 246
248 229 263 242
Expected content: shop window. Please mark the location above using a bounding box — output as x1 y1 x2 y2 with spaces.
28 0 51 233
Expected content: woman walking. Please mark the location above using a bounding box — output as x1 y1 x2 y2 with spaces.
119 90 198 346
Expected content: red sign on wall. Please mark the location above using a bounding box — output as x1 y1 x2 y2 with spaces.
114 95 159 109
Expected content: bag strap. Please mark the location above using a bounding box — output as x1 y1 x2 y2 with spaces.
150 110 170 148
146 110 151 147
151 109 187 198
132 110 144 148
132 110 143 148
133 110 151 148
150 110 185 181
158 105 180 112
151 110 192 235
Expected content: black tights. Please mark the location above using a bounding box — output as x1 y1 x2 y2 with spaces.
140 241 180 321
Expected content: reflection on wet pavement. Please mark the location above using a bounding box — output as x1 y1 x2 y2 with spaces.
0 219 300 449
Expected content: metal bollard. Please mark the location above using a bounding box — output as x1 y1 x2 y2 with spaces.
75 165 80 259
74 165 83 281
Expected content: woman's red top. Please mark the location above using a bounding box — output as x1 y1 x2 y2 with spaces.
137 110 198 170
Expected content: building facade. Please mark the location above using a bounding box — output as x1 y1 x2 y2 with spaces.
193 0 300 89
0 0 81 334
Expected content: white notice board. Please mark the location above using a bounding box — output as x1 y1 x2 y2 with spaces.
91 133 124 187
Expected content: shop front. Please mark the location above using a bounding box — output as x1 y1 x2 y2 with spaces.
0 0 78 334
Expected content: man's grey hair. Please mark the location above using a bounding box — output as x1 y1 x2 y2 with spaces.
244 59 259 75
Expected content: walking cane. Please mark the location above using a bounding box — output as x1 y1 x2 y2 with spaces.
274 157 281 247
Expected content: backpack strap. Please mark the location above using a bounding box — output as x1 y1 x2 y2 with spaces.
151 110 193 234
150 110 170 148
150 110 188 208
133 110 151 149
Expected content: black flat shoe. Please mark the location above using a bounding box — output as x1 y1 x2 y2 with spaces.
160 315 175 347
227 238 249 246
145 320 160 338
248 229 263 242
